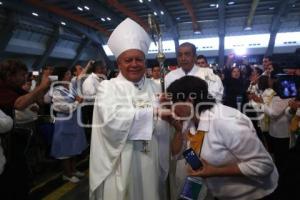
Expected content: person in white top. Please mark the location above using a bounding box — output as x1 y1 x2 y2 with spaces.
165 42 224 102
82 61 107 102
82 61 107 139
251 73 293 175
0 109 13 175
167 76 278 200
196 55 209 68
151 65 161 86
89 18 171 200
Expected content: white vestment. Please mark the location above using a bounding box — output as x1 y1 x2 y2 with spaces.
90 74 170 200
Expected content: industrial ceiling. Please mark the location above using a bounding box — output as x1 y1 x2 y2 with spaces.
0 0 299 69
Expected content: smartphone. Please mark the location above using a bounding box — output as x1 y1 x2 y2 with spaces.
179 176 203 200
182 148 203 170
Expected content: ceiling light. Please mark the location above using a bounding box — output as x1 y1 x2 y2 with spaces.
139 0 143 3
84 6 90 10
210 4 216 7
216 4 219 8
176 17 181 20
77 6 83 11
148 0 151 2
228 1 235 5
234 47 247 56
153 11 157 16
101 17 106 22
61 21 66 26
269 7 275 10
244 26 252 31
0 2 2 5
292 4 296 8
32 12 39 17
160 11 164 15
106 17 111 21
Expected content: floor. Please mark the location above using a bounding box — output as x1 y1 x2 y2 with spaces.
29 158 89 200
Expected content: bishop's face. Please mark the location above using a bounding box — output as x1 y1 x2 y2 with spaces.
117 49 146 82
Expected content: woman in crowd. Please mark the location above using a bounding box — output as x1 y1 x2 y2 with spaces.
50 67 87 183
250 72 292 175
167 76 278 200
223 67 247 109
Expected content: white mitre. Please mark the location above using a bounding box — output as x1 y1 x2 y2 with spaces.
107 18 151 59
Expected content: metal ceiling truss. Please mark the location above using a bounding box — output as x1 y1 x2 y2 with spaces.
106 0 148 30
25 0 111 36
60 0 123 28
1 0 112 66
245 0 260 30
218 0 225 68
180 0 201 33
70 37 91 68
265 0 297 56
32 25 60 70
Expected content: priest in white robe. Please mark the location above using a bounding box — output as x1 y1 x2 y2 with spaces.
89 18 170 200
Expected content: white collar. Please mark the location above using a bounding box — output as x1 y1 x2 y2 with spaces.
179 65 198 76
117 73 146 90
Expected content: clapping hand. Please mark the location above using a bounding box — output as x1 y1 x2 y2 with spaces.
75 96 84 103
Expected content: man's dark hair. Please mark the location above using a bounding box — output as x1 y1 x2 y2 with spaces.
53 66 69 81
167 76 215 114
197 55 208 64
254 67 263 76
89 60 106 74
178 42 197 56
71 64 82 75
0 59 28 81
152 65 160 70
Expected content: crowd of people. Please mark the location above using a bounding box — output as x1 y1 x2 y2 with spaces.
0 17 300 200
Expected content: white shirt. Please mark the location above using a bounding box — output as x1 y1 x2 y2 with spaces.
165 65 224 101
82 73 106 102
198 104 278 200
262 96 291 138
0 109 13 174
151 78 161 87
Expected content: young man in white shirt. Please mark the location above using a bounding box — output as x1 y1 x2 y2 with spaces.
151 65 161 86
